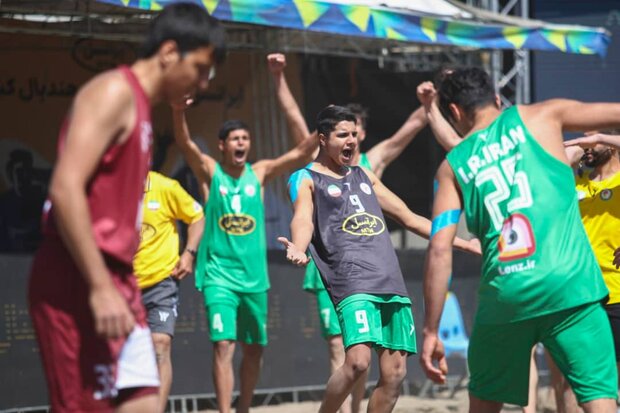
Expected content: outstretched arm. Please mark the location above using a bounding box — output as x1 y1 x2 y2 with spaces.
278 175 314 266
520 101 620 165
564 132 620 151
362 168 478 254
421 160 463 384
416 81 462 152
267 53 311 145
171 104 217 200
366 106 428 178
252 132 318 184
545 100 620 133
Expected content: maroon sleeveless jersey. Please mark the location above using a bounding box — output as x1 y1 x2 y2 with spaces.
42 65 152 267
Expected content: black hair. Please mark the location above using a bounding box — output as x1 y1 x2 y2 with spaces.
344 103 368 130
316 105 357 137
140 2 226 63
436 67 496 122
218 119 250 140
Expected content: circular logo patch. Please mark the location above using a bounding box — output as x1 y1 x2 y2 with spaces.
219 185 228 196
244 184 256 197
360 183 372 195
327 184 342 197
219 214 256 235
601 189 613 201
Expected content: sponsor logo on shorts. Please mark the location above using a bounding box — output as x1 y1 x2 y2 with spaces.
342 212 385 236
498 213 536 262
93 364 117 400
327 184 342 197
193 201 202 212
601 189 613 201
219 214 256 235
140 223 156 241
159 311 170 322
360 183 372 195
409 324 415 336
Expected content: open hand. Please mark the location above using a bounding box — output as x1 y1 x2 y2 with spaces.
277 236 310 266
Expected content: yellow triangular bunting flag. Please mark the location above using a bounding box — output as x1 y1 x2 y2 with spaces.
292 0 330 28
202 0 219 15
342 5 370 33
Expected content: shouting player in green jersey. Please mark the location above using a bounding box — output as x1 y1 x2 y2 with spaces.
421 67 620 413
172 105 317 413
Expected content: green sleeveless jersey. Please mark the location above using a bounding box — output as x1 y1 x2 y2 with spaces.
446 106 607 324
196 163 269 293
302 152 373 292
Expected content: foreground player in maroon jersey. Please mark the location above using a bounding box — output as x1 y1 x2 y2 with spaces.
27 4 225 412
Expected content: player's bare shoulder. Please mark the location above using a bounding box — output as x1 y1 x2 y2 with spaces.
358 165 379 185
77 69 134 107
515 102 567 162
73 69 136 144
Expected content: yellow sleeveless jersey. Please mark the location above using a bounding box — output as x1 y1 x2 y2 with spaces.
133 171 203 289
576 171 620 304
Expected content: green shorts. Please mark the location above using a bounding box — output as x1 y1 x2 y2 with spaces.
336 294 416 355
469 302 617 406
315 289 342 338
203 286 268 346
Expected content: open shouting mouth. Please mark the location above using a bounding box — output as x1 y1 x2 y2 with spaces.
233 149 246 163
342 147 354 163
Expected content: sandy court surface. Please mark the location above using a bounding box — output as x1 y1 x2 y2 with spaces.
198 386 559 412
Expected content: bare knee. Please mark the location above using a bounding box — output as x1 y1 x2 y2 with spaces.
152 333 171 365
345 347 371 376
213 340 235 362
242 343 263 361
381 354 407 386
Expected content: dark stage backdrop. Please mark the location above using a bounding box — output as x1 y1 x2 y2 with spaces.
0 251 481 409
